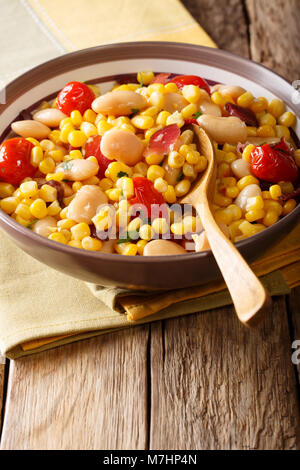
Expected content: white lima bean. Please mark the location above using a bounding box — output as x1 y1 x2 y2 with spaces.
11 120 50 139
92 90 147 115
33 216 57 238
33 108 67 127
197 115 248 144
163 93 189 113
67 185 108 224
100 128 144 166
100 239 116 253
143 239 187 256
234 184 262 212
211 84 246 100
199 100 222 117
231 158 251 179
56 158 99 181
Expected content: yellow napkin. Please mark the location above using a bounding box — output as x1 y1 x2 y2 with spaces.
0 0 299 359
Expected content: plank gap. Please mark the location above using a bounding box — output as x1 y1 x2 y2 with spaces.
0 359 9 442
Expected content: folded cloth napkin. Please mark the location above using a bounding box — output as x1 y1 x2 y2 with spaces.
0 0 299 359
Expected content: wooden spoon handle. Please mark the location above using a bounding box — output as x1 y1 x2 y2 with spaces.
197 201 272 327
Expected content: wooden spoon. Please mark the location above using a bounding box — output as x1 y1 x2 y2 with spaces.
180 125 271 327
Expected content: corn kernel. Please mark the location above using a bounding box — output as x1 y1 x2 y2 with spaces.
185 150 200 165
48 232 67 244
237 91 254 108
39 157 55 174
245 196 264 212
247 127 257 137
152 217 169 235
30 146 44 167
92 211 112 232
47 200 61 216
105 161 132 181
258 113 277 127
154 177 168 193
179 129 194 146
239 220 257 237
0 183 14 199
194 156 208 173
131 115 154 130
140 106 159 117
225 186 239 198
175 179 191 197
227 204 242 221
68 240 82 248
257 125 276 138
213 193 232 207
115 242 138 256
182 85 202 103
71 222 91 240
81 236 103 251
116 176 134 198
278 111 296 128
269 184 282 200
217 162 231 178
182 163 196 179
263 210 279 227
147 165 165 182
166 111 185 127
105 188 122 201
275 125 290 140
57 219 76 230
88 84 100 96
282 199 297 215
48 149 64 163
237 175 259 190
83 109 97 123
15 203 32 220
139 224 154 241
70 110 83 127
68 130 87 147
48 130 61 145
263 200 283 216
39 184 57 202
15 214 30 227
279 181 294 195
214 208 233 225
60 123 74 143
250 97 268 114
181 103 198 119
0 197 18 214
211 92 227 107
242 144 255 163
97 120 113 136
164 82 179 94
149 91 165 109
30 199 48 219
148 83 165 95
45 172 64 182
295 149 300 168
163 185 177 204
268 99 285 118
168 151 185 169
245 209 265 222
80 121 97 138
136 239 148 255
137 71 154 85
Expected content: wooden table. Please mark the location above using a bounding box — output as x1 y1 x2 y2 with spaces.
0 0 300 450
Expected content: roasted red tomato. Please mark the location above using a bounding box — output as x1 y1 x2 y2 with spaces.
130 177 168 219
144 124 180 157
151 73 171 84
84 135 115 178
167 75 210 95
0 138 35 186
250 138 299 183
56 81 95 116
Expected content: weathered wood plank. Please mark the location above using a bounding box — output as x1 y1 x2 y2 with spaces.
0 358 6 431
150 298 299 450
0 327 149 450
288 287 300 383
246 0 300 81
182 0 250 57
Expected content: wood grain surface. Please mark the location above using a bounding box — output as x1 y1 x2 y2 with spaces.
1 0 300 451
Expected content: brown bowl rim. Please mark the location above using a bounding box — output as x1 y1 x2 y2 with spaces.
0 41 299 264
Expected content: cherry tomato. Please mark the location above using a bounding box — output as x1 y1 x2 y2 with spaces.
184 118 199 126
56 81 95 116
0 138 35 186
167 75 210 95
130 177 168 219
84 135 115 178
151 73 171 84
250 138 299 183
145 124 180 157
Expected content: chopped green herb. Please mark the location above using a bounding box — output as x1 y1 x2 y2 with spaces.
62 160 74 171
26 219 38 229
117 230 139 243
259 142 267 146
139 76 143 88
192 111 202 120
131 108 139 114
117 171 129 178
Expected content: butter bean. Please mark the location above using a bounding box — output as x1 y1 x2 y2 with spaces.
67 185 108 224
33 216 57 238
231 159 251 179
92 90 147 116
211 84 246 100
199 100 222 117
143 239 187 256
197 115 248 144
11 120 50 139
234 184 262 212
100 128 144 166
33 108 67 127
56 158 99 181
164 93 189 113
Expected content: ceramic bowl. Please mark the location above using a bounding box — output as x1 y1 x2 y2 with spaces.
0 42 299 290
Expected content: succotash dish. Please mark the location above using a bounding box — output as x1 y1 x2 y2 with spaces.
0 71 299 257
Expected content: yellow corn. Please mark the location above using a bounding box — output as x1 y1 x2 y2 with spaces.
48 232 67 244
70 110 83 127
145 126 162 140
147 164 165 181
149 91 165 109
39 184 57 202
105 161 132 181
156 110 171 126
71 222 91 240
139 224 154 241
141 106 160 117
137 71 154 85
83 109 97 123
179 130 194 145
68 240 82 248
39 156 56 174
15 203 32 220
131 115 154 130
47 200 61 216
213 192 232 207
245 209 265 222
295 149 300 168
136 239 148 255
237 91 254 108
263 200 283 216
0 197 18 214
19 181 38 198
278 111 296 127
168 151 185 169
185 150 200 165
60 123 74 143
269 184 282 200
48 130 61 144
258 113 277 127
105 188 122 201
30 146 44 167
57 219 76 230
45 172 64 182
242 144 255 162
263 210 279 227
217 162 231 178
81 236 103 251
97 120 113 136
225 186 239 198
30 199 48 219
92 210 112 232
152 217 169 235
148 83 165 95
250 97 268 114
88 84 101 96
268 99 285 118
247 127 257 137
68 130 87 147
245 195 264 212
282 199 297 215
163 185 177 204
182 85 202 103
48 149 65 163
164 82 179 94
80 121 98 138
182 163 196 179
237 175 259 190
99 178 114 191
175 179 191 197
133 162 148 176
40 139 55 152
116 176 134 198
257 125 276 138
26 137 41 146
154 177 168 193
194 156 208 173
166 111 185 127
181 103 198 119
115 242 138 256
